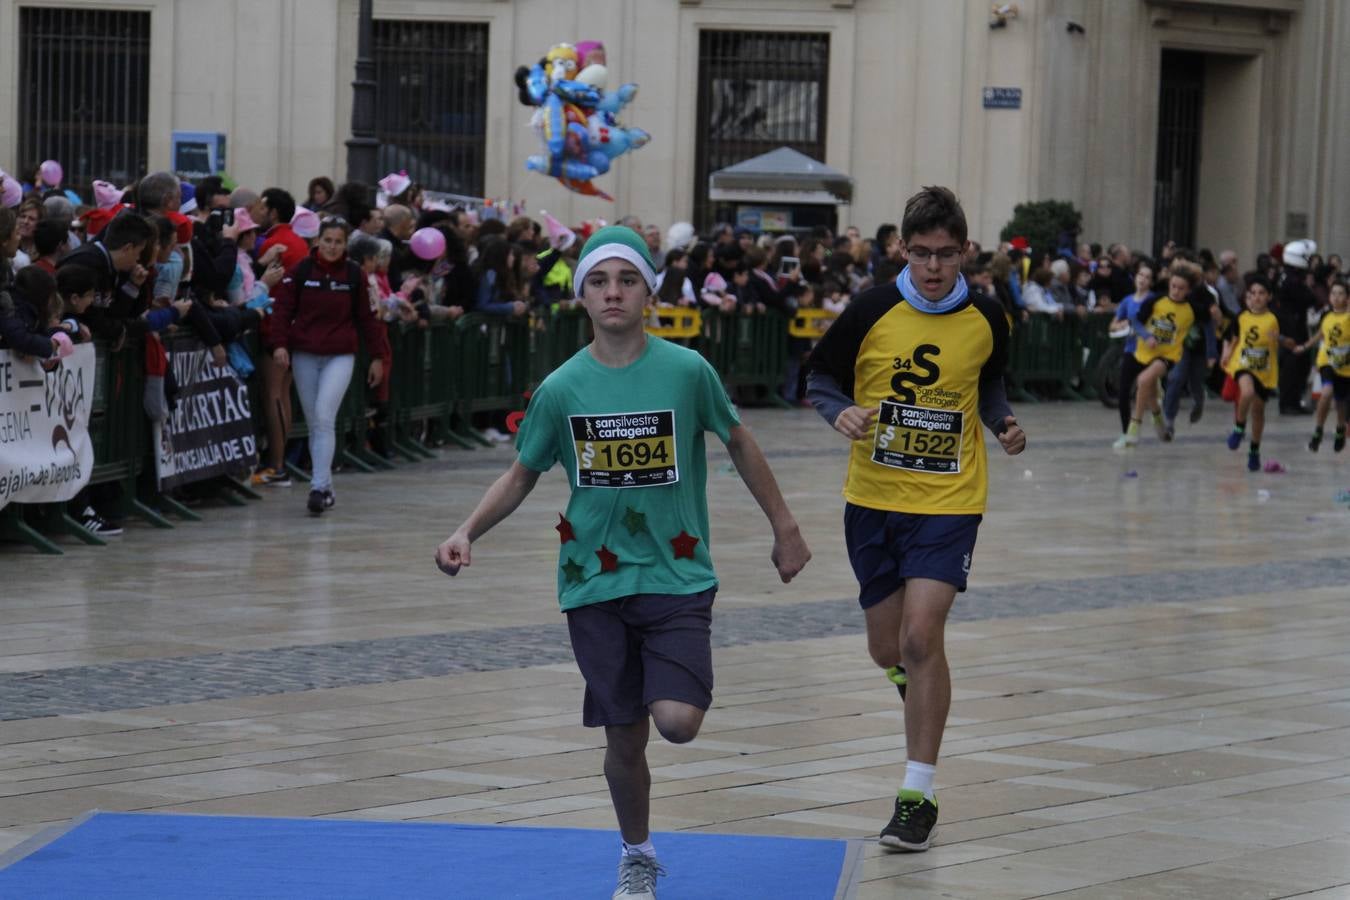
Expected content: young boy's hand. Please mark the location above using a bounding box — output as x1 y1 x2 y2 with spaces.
435 533 471 576
998 416 1026 455
770 525 811 583
832 405 877 441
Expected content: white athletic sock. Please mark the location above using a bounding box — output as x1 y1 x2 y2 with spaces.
622 838 656 858
902 761 936 801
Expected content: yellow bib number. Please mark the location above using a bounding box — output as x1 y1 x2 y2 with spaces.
571 410 678 488
1240 346 1270 372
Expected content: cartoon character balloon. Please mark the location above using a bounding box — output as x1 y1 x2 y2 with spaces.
514 41 649 201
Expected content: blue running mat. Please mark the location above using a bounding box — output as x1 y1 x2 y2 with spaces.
0 812 862 899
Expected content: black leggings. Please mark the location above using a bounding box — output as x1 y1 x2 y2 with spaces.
1118 352 1144 433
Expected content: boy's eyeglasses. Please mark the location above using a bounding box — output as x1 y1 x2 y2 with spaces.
320 216 348 227
906 247 963 266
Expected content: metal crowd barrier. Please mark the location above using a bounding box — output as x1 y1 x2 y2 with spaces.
6 306 1117 554
1007 312 1115 401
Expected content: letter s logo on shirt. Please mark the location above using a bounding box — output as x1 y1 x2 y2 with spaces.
890 344 941 404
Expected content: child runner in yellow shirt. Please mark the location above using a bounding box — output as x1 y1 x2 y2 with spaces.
1223 275 1297 470
1303 279 1350 452
1118 260 1200 447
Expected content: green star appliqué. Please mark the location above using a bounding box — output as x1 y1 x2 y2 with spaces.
621 507 647 536
561 557 585 584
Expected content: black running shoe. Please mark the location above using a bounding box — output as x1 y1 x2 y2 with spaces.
879 789 937 852
307 490 325 515
79 507 123 537
886 665 907 702
1337 430 1347 453
1309 432 1323 452
322 490 335 510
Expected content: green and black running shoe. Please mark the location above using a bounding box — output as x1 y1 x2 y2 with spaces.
879 788 937 852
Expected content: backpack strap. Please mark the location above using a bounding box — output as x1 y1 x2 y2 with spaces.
346 260 365 324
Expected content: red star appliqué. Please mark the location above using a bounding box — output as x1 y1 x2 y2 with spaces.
596 545 619 572
555 514 576 544
670 530 700 560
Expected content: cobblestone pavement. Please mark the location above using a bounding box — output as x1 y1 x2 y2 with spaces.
4 552 1349 721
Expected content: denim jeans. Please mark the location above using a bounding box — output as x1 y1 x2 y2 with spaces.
1163 347 1208 424
290 352 355 492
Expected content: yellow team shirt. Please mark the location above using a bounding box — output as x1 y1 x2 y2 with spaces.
807 285 1009 515
1224 309 1281 390
1133 296 1195 366
1316 310 1350 378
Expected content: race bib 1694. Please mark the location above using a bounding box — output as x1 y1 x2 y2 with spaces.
570 410 678 488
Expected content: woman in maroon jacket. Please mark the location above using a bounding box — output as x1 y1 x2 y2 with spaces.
269 217 389 515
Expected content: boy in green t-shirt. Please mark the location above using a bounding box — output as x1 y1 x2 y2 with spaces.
436 226 811 899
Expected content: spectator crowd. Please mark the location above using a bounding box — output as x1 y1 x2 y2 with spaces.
2 162 1346 529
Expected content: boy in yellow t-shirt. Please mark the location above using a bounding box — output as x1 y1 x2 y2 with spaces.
1303 279 1350 452
806 186 1026 853
1118 261 1199 447
1223 276 1296 470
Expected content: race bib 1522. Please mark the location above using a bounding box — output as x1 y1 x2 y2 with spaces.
871 400 963 474
570 410 678 488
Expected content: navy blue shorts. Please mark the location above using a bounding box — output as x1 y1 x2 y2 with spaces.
1319 367 1350 404
844 504 982 607
565 589 715 728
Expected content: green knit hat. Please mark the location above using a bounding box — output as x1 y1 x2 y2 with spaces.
572 225 658 297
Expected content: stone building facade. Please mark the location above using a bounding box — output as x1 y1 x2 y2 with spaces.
2 0 1346 258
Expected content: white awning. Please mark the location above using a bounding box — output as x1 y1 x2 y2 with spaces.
708 147 853 204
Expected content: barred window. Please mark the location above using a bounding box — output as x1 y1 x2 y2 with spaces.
374 20 489 197
18 7 151 197
694 30 830 230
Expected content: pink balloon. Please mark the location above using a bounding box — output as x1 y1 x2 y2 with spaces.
409 227 446 261
52 331 75 359
0 174 20 208
38 160 63 187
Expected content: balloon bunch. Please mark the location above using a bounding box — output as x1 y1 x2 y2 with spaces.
514 41 649 201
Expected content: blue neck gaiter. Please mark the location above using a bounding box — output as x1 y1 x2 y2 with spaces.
896 265 969 315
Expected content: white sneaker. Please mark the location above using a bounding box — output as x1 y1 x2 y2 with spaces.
613 853 664 898
482 426 512 444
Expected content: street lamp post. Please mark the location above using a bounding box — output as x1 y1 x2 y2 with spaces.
346 0 378 185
